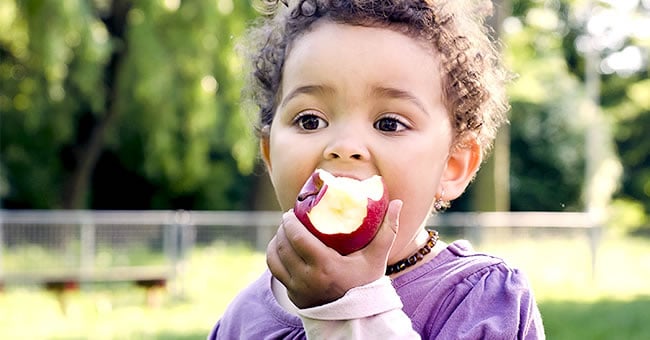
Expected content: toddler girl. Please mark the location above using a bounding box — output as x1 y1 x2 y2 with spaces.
211 0 545 338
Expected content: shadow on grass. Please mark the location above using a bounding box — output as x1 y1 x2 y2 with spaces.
540 296 650 340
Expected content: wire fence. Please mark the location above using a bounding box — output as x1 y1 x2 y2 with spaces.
0 209 602 290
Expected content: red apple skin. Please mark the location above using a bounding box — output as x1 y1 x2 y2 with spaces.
294 171 389 255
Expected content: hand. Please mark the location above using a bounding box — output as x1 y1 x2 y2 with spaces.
266 199 402 309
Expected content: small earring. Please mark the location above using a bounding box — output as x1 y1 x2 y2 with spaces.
433 191 450 212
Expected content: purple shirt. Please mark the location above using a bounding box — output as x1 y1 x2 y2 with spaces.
210 240 545 339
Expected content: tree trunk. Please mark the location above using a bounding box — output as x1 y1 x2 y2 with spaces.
62 0 131 209
471 0 511 212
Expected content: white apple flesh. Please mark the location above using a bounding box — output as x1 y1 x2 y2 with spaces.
294 169 389 255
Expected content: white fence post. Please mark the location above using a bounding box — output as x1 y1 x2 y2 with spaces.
80 214 96 280
588 223 603 282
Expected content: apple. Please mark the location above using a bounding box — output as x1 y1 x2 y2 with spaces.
294 169 389 255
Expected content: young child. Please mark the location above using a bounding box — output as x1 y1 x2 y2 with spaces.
211 0 545 338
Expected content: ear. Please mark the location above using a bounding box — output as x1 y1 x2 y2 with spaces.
260 125 272 172
440 139 482 200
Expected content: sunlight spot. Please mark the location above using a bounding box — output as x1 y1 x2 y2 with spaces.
48 85 65 102
0 1 16 32
526 8 559 31
600 46 644 76
163 0 180 12
217 0 234 15
201 75 218 94
91 22 109 44
502 17 523 35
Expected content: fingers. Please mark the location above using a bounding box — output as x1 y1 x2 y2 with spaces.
266 210 333 283
283 210 336 263
359 199 402 263
266 229 291 283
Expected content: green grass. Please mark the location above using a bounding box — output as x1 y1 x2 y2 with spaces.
0 242 266 339
474 231 650 339
541 297 650 340
0 234 648 339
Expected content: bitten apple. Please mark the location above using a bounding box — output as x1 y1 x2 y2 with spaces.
293 169 389 255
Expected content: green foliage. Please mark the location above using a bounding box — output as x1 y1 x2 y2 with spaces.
0 0 111 207
576 6 650 232
112 0 259 208
608 198 648 235
502 0 650 230
609 75 650 230
0 0 258 209
503 2 587 211
1 0 648 220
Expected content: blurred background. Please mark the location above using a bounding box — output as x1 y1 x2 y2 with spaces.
0 0 648 339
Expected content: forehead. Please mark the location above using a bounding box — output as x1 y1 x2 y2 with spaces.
281 21 444 107
286 20 436 65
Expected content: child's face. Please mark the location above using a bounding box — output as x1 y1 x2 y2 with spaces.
261 21 480 261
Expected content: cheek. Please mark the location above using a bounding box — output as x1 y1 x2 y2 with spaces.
383 155 446 224
268 138 318 211
390 177 438 219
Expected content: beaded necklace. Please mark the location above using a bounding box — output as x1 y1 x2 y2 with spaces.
385 229 439 275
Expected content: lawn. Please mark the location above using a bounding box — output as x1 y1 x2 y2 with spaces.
0 232 648 339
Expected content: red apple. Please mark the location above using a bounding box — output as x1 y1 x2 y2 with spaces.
293 169 389 255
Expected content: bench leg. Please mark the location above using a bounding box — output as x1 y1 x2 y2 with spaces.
45 281 80 314
136 279 167 308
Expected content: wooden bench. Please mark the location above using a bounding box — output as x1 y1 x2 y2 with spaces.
0 266 173 309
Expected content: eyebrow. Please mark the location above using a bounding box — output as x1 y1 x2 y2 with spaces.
279 84 335 109
370 86 429 116
279 84 430 116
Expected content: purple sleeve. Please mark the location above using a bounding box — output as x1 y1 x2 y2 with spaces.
208 271 307 339
432 265 545 339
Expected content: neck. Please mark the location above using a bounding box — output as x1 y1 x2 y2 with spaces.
389 228 431 264
386 229 439 276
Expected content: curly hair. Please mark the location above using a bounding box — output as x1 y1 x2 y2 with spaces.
240 0 510 156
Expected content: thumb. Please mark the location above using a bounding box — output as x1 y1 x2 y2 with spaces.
361 199 402 262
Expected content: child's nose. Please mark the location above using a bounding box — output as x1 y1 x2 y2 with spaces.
323 130 369 161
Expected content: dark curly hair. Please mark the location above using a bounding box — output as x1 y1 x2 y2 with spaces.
240 0 510 156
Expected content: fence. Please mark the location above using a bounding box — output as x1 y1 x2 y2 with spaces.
0 209 602 293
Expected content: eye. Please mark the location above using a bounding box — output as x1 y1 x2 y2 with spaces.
294 112 328 130
374 115 408 132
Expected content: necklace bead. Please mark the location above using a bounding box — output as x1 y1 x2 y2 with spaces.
385 230 439 275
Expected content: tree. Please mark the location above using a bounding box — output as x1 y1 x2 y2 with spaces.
1 0 258 210
464 0 589 212
505 0 591 211
466 0 649 227
568 0 650 231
